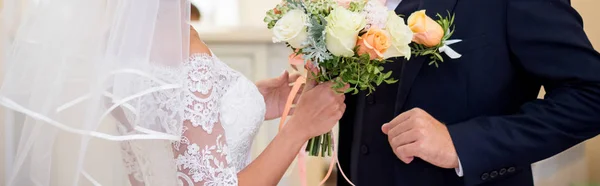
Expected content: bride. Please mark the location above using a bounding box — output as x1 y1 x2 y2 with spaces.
0 0 346 185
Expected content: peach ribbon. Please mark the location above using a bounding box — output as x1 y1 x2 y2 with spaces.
277 70 355 186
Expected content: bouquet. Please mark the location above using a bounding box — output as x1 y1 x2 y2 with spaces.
265 0 459 157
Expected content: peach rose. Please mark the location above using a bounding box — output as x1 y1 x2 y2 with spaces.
337 0 352 8
407 10 444 47
356 28 390 60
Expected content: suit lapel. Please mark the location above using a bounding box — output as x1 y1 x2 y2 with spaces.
394 0 458 114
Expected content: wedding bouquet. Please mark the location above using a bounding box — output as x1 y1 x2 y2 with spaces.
264 0 458 157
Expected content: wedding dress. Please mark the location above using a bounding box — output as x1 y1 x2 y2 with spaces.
0 0 266 185
117 52 267 186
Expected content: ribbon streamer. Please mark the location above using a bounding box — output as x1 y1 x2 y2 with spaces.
278 68 355 186
438 39 462 59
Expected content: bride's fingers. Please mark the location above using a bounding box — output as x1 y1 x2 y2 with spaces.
288 73 301 83
304 74 318 91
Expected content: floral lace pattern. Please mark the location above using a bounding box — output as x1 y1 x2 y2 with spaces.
173 53 266 186
116 52 265 186
114 62 186 186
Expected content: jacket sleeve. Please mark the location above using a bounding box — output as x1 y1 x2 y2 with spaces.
447 0 600 185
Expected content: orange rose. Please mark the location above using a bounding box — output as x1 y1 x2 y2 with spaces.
407 10 444 47
356 28 390 60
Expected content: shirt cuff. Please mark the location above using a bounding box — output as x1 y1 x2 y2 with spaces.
455 158 464 177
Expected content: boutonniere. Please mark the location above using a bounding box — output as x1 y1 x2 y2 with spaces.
408 10 461 67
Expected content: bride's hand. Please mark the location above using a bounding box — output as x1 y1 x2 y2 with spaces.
256 71 303 120
286 81 349 140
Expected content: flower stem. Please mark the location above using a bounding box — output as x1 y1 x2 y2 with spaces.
305 132 333 157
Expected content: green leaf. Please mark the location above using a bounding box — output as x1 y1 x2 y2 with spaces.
434 52 444 62
383 71 393 79
384 79 398 84
345 87 356 94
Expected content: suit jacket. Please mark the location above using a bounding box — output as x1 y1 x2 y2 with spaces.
338 0 600 185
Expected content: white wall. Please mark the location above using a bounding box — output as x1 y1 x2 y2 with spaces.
1 0 7 183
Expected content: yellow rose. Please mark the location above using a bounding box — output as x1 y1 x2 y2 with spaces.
357 28 390 60
325 7 367 57
383 11 414 59
407 10 444 47
273 9 309 49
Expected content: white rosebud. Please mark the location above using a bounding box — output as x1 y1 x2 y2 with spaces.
325 7 367 57
383 11 414 59
272 9 309 49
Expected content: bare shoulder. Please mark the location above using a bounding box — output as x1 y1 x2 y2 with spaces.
189 26 211 56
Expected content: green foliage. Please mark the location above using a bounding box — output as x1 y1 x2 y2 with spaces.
285 0 304 9
312 53 397 96
305 0 337 16
264 3 291 29
348 1 367 12
410 11 456 67
302 15 332 64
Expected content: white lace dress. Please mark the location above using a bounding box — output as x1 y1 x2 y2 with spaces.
119 53 266 186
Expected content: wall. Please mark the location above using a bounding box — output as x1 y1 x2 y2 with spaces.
0 0 6 183
572 0 600 182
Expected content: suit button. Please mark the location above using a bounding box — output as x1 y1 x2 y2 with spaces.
490 171 498 178
508 167 516 173
481 173 489 180
366 95 375 104
499 168 507 175
360 145 369 155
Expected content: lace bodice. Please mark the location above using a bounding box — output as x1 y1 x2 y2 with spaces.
174 53 266 185
119 53 266 186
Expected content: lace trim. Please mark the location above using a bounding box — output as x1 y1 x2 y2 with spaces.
182 53 239 134
175 53 240 186
175 135 238 186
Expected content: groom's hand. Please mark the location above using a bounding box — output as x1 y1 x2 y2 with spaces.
382 108 459 169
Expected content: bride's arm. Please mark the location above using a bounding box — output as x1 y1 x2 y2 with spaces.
176 30 346 186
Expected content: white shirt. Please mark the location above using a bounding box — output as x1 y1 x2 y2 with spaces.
385 0 465 178
385 0 403 10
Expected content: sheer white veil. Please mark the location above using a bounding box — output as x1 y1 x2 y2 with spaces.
1 0 191 185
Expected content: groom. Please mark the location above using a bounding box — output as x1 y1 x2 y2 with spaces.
338 0 600 185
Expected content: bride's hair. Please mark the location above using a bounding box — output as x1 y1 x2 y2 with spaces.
191 4 201 21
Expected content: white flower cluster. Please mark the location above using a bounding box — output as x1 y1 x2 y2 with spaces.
362 0 389 30
269 0 413 60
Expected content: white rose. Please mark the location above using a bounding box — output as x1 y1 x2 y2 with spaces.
383 11 414 59
272 9 309 49
325 7 367 57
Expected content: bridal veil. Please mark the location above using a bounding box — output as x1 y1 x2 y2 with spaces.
1 0 191 185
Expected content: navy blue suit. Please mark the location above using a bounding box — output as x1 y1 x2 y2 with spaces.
337 0 600 185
